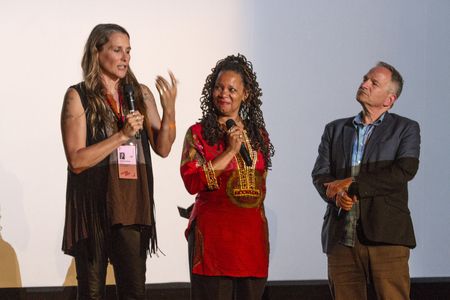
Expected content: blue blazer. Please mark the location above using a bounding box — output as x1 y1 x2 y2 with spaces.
312 112 420 254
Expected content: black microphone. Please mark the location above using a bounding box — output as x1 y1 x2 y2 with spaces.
123 84 140 139
337 182 357 216
225 119 252 166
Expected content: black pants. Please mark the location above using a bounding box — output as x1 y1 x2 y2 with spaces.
188 221 267 300
190 274 267 300
75 225 148 300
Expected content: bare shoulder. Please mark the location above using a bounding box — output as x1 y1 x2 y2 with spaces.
61 87 84 121
140 84 155 100
140 84 158 112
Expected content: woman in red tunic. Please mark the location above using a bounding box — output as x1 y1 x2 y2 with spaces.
180 54 274 300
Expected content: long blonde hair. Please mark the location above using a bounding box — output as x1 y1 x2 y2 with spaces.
81 23 144 138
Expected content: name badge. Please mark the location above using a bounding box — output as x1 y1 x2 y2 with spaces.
117 145 138 179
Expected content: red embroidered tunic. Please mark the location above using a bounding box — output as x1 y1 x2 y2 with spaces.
180 123 269 278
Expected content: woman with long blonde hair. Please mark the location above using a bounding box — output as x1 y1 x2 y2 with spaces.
61 23 177 299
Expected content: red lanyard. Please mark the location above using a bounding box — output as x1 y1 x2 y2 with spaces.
105 92 125 128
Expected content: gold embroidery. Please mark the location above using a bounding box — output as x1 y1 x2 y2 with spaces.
181 132 203 166
203 160 219 190
227 131 265 208
193 226 204 269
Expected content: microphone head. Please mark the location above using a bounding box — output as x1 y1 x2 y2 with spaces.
123 84 135 112
123 84 134 96
225 119 236 130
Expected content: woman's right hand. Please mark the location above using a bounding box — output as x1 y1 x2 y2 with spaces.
121 111 145 138
226 125 244 155
207 123 246 175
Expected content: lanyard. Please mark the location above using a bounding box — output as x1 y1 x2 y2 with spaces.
105 92 125 128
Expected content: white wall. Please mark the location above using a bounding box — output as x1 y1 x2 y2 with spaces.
0 0 448 287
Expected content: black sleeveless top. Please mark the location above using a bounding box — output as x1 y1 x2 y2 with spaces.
62 82 158 256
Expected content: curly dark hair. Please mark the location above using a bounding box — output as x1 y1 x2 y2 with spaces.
200 54 275 168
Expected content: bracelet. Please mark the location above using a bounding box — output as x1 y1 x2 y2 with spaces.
161 122 176 130
162 122 176 129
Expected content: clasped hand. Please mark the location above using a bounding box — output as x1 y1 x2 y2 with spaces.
324 178 357 211
227 125 245 155
121 111 144 138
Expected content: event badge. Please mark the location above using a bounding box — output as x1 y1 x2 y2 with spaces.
117 145 138 179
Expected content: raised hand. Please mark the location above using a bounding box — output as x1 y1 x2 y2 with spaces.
155 71 177 112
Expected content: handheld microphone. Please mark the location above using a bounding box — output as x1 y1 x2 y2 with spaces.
225 119 252 166
337 183 357 216
337 192 346 217
123 84 140 139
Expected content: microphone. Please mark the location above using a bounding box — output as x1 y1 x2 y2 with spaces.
225 119 252 166
337 192 345 217
337 183 357 216
123 84 140 139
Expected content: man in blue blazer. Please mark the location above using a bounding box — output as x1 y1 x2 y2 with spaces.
312 62 420 300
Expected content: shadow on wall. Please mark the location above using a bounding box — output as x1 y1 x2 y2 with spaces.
63 258 116 286
0 164 27 288
0 233 22 288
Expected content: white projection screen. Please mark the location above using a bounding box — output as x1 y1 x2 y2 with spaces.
0 0 449 288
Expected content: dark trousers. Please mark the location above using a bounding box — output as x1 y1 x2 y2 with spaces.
327 230 410 300
188 221 267 300
191 274 267 300
75 225 147 300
